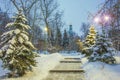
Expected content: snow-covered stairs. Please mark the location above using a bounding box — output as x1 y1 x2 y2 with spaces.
43 57 85 80
60 60 81 63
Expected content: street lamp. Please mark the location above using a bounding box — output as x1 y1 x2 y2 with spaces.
94 15 110 24
94 15 110 26
44 27 48 53
94 15 111 37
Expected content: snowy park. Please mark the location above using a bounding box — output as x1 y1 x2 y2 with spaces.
0 52 120 80
0 0 120 80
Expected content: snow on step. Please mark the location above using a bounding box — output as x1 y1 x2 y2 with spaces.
43 57 85 80
53 63 81 70
60 58 81 63
50 62 84 72
43 72 85 80
64 58 81 59
60 60 81 63
50 69 84 72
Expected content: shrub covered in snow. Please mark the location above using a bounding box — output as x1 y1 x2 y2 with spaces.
0 10 37 77
89 31 116 64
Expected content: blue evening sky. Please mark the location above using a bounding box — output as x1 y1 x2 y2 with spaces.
0 0 105 35
58 0 105 35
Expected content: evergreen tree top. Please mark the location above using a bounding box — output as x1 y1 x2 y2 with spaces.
5 10 31 30
89 25 96 34
64 29 67 36
15 12 27 23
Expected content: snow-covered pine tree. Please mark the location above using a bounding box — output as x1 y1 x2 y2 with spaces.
84 25 96 47
82 25 96 56
0 10 37 77
89 31 116 64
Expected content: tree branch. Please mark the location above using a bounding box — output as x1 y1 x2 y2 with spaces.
10 0 20 11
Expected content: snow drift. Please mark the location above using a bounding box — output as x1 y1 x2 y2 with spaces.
0 53 63 80
82 58 120 80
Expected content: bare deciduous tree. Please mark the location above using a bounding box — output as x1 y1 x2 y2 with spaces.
80 23 90 40
39 0 58 45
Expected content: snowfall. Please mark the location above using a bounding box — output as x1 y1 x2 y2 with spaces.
0 51 120 80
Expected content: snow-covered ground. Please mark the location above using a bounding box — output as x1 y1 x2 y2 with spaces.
60 51 85 59
1 51 120 80
81 52 120 80
114 51 120 64
0 53 63 80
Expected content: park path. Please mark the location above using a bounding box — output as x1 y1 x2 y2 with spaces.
43 56 86 80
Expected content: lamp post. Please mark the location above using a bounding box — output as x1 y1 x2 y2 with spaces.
44 27 48 53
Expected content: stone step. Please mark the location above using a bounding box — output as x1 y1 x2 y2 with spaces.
43 57 85 80
60 60 81 63
64 57 80 60
49 69 84 73
53 63 81 70
43 72 85 80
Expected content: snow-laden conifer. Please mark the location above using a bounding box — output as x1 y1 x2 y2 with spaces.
0 10 37 77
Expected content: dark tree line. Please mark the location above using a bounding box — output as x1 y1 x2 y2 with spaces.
48 25 81 52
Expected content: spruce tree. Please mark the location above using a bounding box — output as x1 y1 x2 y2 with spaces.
84 25 96 47
63 29 69 48
89 31 116 64
55 27 62 46
82 25 96 56
0 10 37 77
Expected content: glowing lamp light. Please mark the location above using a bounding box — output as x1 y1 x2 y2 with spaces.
44 27 48 32
104 15 110 21
94 17 100 23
